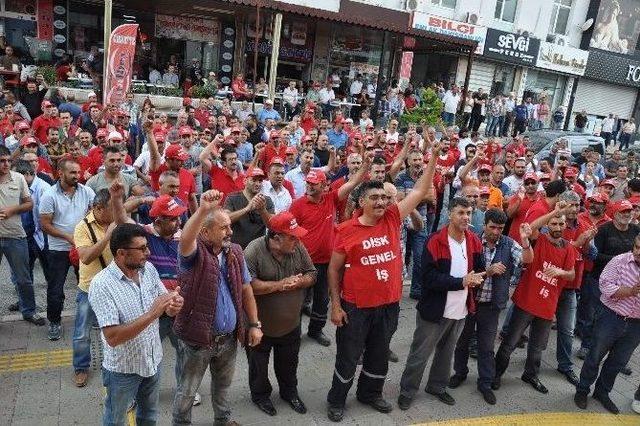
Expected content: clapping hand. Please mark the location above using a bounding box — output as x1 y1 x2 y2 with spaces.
165 286 184 317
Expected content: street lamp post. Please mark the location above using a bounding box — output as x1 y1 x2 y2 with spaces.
267 13 283 100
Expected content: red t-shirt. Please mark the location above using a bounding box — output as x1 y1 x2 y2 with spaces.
330 176 349 222
209 165 245 204
86 147 133 175
259 143 287 169
31 116 61 144
335 204 403 308
300 117 317 134
150 164 196 206
0 117 13 137
56 65 71 82
512 234 576 320
289 190 340 264
37 157 54 177
508 193 540 244
561 218 593 289
524 198 552 225
577 211 610 272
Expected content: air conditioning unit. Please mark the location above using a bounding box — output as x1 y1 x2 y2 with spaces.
466 12 479 25
554 35 569 46
515 28 530 38
406 0 426 12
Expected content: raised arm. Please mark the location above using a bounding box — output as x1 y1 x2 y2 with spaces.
179 190 222 257
397 143 440 219
337 155 369 201
529 200 567 240
143 120 162 172
388 140 410 180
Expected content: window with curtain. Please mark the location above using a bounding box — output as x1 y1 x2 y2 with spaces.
494 0 518 23
549 0 572 35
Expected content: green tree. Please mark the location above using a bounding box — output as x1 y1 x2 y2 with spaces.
400 87 443 127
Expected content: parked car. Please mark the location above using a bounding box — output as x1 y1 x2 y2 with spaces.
505 130 605 161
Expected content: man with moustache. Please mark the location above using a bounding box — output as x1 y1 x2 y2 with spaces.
506 172 540 244
261 158 294 214
494 202 576 394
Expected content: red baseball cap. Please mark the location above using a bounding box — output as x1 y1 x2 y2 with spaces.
149 195 188 218
366 124 375 130
268 211 308 238
164 144 189 161
15 121 30 131
269 157 285 167
270 131 281 140
600 179 616 188
246 167 266 179
41 100 53 108
182 97 192 106
478 164 492 173
523 172 539 182
588 193 609 204
613 199 633 214
154 132 166 143
96 128 108 138
230 127 242 134
479 186 491 196
179 126 193 136
285 146 298 155
20 136 38 146
302 135 313 143
305 170 327 184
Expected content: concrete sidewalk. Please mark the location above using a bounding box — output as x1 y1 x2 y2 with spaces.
1 280 639 425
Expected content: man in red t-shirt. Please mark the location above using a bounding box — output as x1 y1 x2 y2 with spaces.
495 202 577 394
200 141 246 205
506 172 540 244
289 165 366 350
553 190 597 386
146 124 198 214
325 144 440 422
31 100 61 144
524 179 567 225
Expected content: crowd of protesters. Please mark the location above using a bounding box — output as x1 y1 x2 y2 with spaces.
0 66 640 425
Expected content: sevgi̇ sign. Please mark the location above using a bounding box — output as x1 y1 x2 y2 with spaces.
483 28 540 66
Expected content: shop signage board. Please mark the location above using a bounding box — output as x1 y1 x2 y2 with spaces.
410 12 486 54
52 0 67 57
155 14 220 43
536 41 588 76
483 28 540 66
584 48 640 88
104 24 138 106
398 51 413 90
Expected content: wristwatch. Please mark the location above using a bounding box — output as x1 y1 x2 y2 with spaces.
248 321 262 329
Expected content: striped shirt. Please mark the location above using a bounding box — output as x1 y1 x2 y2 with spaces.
599 252 640 319
88 261 167 377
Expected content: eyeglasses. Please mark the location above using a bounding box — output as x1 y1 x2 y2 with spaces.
123 245 149 252
0 158 12 163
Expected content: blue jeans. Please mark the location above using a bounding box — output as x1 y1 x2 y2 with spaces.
406 228 426 298
441 111 455 126
1 237 36 317
576 274 599 351
577 302 640 395
102 367 161 426
556 289 577 373
485 115 503 136
72 290 96 371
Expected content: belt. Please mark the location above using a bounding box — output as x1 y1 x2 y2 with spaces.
606 305 640 323
212 332 233 343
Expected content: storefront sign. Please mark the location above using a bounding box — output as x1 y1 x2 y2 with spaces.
584 49 640 88
483 28 540 66
536 42 588 76
410 12 486 54
37 0 54 40
246 40 313 62
398 52 413 90
104 24 138 106
155 14 219 43
51 0 67 57
218 25 235 86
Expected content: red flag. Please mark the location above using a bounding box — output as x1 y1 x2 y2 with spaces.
104 24 139 106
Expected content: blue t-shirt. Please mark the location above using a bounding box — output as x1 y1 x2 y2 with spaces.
179 247 251 334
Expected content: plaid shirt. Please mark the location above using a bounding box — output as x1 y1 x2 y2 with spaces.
88 261 167 377
477 235 523 303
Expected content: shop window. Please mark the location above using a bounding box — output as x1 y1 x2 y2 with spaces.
549 0 572 35
431 0 457 8
494 0 517 23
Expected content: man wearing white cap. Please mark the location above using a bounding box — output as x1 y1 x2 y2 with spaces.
257 99 281 124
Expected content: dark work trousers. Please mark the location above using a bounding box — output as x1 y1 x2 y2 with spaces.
46 250 79 324
495 305 552 380
453 303 501 391
512 119 527 137
576 273 599 352
246 326 301 403
327 300 399 408
501 112 513 136
308 263 329 336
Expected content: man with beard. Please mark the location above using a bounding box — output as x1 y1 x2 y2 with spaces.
553 191 598 386
494 202 576 394
224 167 274 249
86 145 142 197
506 172 541 244
261 158 295 214
329 145 439 421
290 160 368 349
502 158 526 195
574 235 640 414
172 190 262 425
244 212 316 416
40 158 95 340
258 131 287 170
449 209 531 405
88 223 183 425
32 100 60 143
200 143 245 204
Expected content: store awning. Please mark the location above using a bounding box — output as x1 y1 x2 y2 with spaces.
220 0 476 49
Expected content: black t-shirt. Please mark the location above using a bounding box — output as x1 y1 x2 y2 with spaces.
315 148 330 166
593 221 640 277
472 92 488 115
223 191 275 249
247 125 265 147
